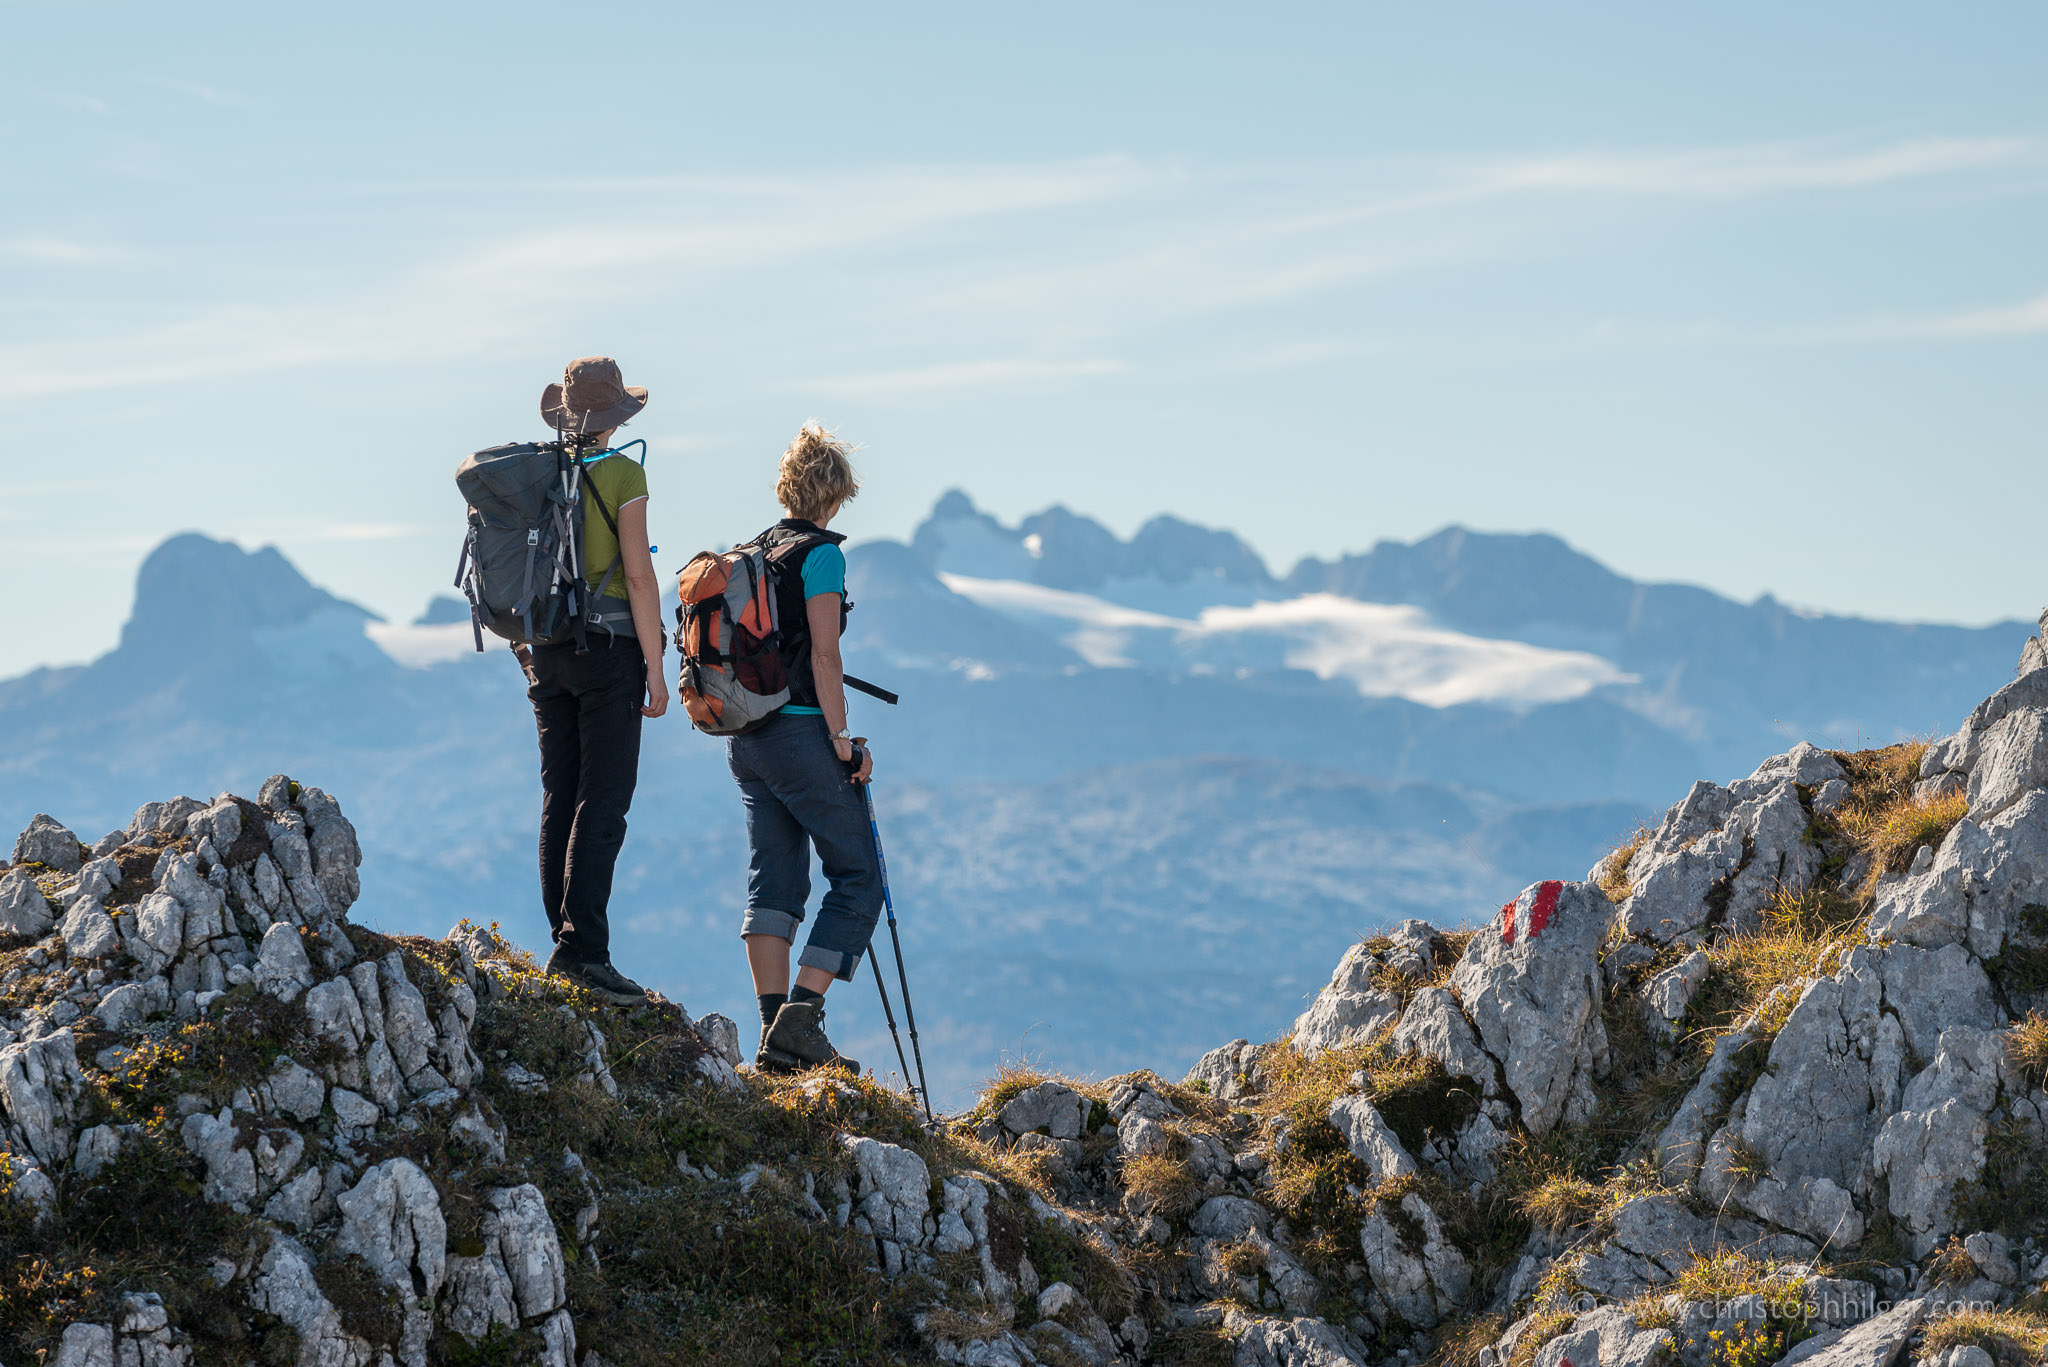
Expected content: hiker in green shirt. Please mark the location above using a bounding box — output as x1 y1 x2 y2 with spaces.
529 357 667 1005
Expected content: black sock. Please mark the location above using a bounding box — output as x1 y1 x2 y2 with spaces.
789 985 825 1006
757 993 786 1028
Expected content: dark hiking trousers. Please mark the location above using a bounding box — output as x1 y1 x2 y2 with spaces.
727 710 884 980
529 634 645 963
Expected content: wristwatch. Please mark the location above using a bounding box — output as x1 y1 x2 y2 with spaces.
832 729 853 742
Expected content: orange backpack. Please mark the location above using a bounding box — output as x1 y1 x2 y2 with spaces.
672 534 814 735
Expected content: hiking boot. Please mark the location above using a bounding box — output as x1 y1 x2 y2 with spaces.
761 999 860 1075
754 1038 798 1075
545 949 648 1006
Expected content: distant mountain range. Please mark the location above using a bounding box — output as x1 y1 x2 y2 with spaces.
0 493 2030 1100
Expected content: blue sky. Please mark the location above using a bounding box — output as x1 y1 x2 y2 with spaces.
4 2 2044 676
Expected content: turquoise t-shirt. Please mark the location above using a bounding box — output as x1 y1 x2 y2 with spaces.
783 543 847 716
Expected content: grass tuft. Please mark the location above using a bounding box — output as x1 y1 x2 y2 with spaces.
1919 1309 2048 1367
2006 1012 2048 1089
1597 826 1654 904
1516 1175 1602 1235
1923 1237 1978 1288
1828 742 1969 894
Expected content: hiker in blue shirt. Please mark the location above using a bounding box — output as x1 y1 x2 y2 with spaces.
731 424 883 1074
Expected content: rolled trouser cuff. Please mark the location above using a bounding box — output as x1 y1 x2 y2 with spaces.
798 943 864 982
740 906 802 941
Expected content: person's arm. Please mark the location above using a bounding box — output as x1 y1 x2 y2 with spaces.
617 498 669 719
807 594 872 783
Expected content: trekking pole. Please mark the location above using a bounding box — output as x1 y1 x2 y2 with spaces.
857 770 934 1125
867 953 916 1102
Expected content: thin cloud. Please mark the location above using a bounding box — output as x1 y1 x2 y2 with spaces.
315 523 421 542
810 357 1128 402
161 79 247 107
0 236 134 265
1832 290 2048 341
1482 136 2034 199
3 137 2038 404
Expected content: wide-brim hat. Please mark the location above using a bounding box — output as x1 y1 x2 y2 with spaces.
540 355 649 435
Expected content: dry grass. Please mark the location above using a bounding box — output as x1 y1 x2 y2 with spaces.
1249 1029 1482 1277
1121 1150 1202 1219
1668 1250 1807 1303
1597 825 1655 903
1920 1308 2048 1367
1517 1175 1603 1234
1829 741 1969 895
2006 1012 2048 1088
920 1303 1015 1341
1924 1237 1979 1287
1429 1313 1508 1367
1507 1308 1576 1367
1685 885 1864 1054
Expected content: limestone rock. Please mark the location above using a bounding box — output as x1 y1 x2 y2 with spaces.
49 1322 116 1367
693 1012 742 1068
1618 759 1829 942
1184 1037 1262 1101
256 922 316 1001
1357 1191 1469 1327
15 812 83 872
843 1134 933 1260
296 785 363 913
1641 950 1710 1039
1871 1026 2005 1254
486 1183 569 1319
1291 942 1401 1058
1869 789 2048 958
1117 1113 1174 1159
1967 698 2048 825
1001 1081 1088 1140
1223 1310 1370 1367
333 1157 448 1300
1784 1296 1924 1367
0 867 55 939
249 1232 374 1367
1191 1195 1271 1241
95 977 169 1034
1391 986 1495 1088
72 1123 127 1179
1 1029 88 1164
1327 1093 1417 1183
1963 1230 2018 1284
6 1153 57 1225
1449 880 1610 1134
263 1056 328 1122
61 895 123 961
181 1108 258 1208
129 797 205 840
1732 969 1900 1204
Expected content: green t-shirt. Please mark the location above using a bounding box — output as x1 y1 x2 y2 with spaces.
580 455 649 601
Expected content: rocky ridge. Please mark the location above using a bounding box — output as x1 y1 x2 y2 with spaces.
4 616 2048 1366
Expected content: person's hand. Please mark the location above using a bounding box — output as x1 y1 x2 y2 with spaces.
642 661 670 718
848 739 874 785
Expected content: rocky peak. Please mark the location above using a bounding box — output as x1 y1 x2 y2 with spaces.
115 533 377 664
910 489 1277 594
6 620 2048 1365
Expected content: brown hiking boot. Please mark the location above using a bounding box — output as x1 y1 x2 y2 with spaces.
761 999 860 1075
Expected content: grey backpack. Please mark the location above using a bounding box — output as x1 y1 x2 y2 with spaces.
453 441 628 652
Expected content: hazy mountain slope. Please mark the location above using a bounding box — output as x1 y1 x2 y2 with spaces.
913 492 2032 782
1 495 2028 1097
